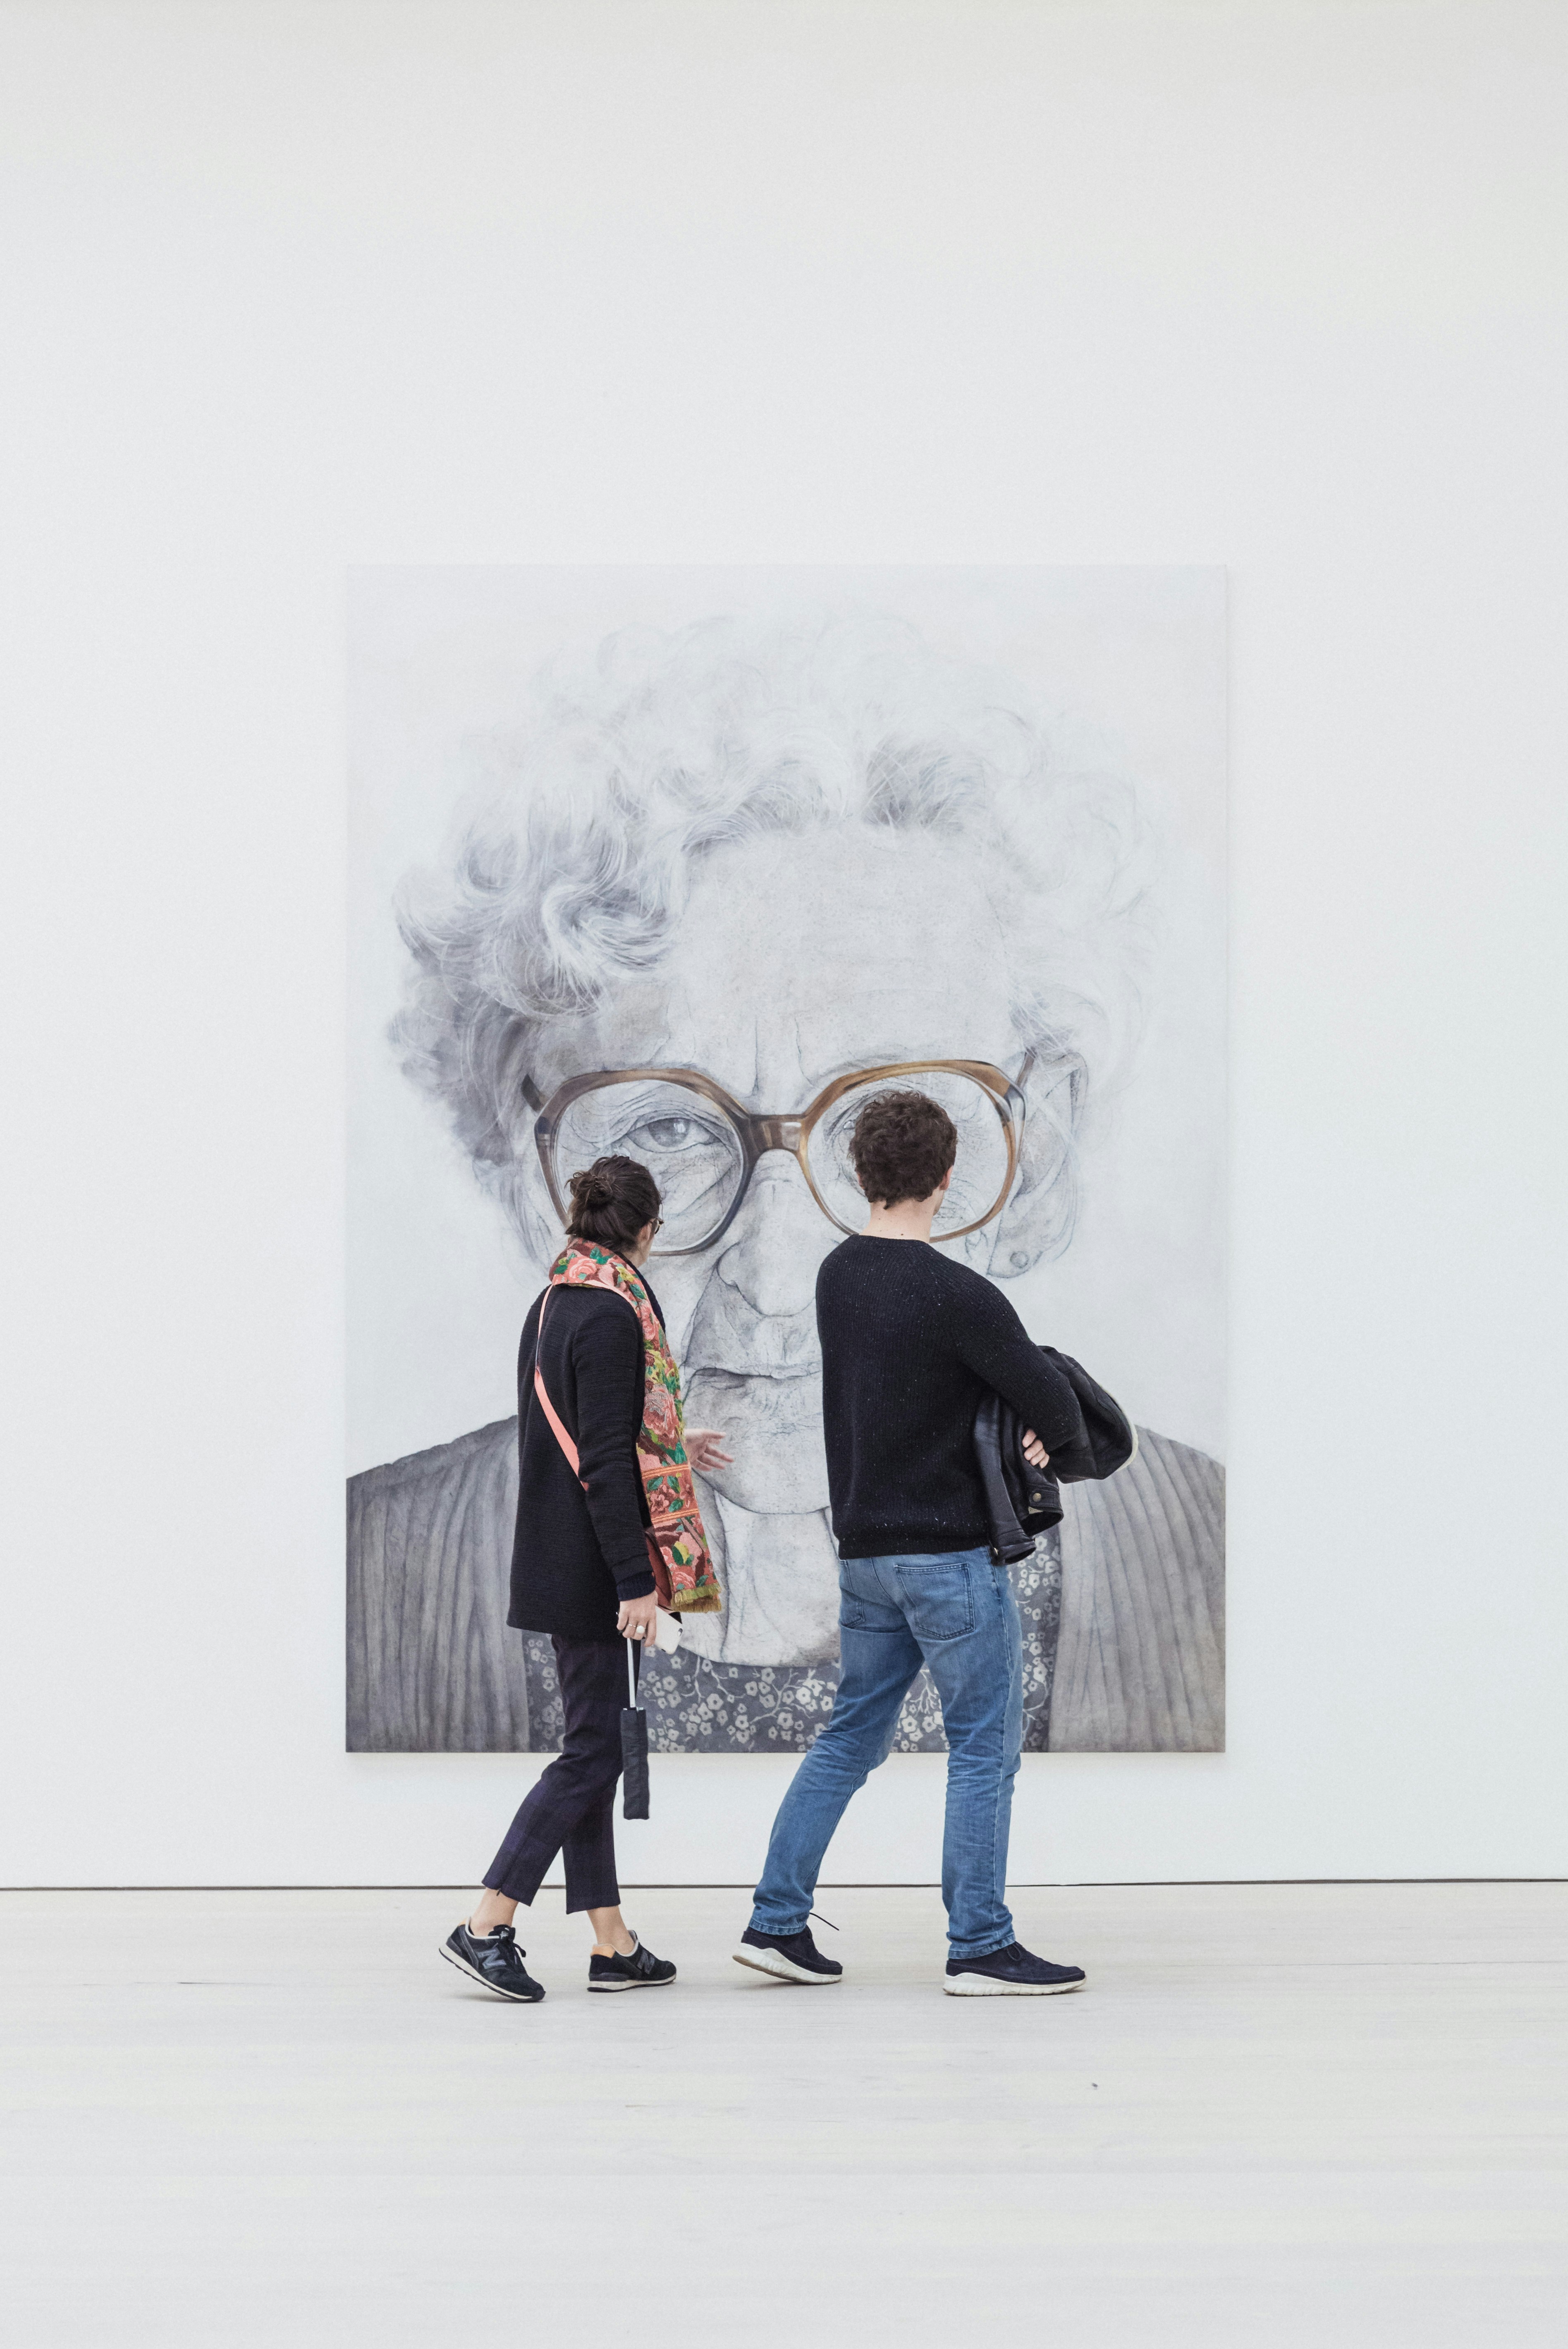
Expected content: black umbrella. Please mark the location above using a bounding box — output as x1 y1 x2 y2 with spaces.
621 1638 650 1820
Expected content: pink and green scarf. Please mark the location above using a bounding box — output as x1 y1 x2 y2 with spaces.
545 1240 722 1616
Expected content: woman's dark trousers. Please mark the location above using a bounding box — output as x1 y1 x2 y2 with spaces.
483 1636 626 1911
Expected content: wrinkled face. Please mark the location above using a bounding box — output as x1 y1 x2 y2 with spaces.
518 828 1055 1515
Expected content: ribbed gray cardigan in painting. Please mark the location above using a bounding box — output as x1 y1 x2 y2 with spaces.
347 1420 1223 1754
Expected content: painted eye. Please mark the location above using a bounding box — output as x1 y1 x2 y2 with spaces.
631 1116 707 1151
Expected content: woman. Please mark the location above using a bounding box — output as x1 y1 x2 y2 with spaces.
440 1154 728 2002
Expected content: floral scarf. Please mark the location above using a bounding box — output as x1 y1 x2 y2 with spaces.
546 1240 722 1616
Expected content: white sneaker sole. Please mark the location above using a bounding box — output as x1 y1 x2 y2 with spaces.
587 1972 676 1991
733 1946 843 1985
438 1940 543 2002
944 1971 1086 1996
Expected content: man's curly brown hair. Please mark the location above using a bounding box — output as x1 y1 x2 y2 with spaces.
849 1090 958 1209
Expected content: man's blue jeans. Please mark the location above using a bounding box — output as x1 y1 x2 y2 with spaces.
749 1546 1024 1960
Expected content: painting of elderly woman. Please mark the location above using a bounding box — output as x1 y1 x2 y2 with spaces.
347 567 1226 1754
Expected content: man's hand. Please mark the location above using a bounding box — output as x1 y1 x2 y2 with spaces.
684 1426 734 1474
617 1592 659 1643
1021 1429 1051 1470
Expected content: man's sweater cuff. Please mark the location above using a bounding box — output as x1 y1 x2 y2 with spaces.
611 1561 657 1601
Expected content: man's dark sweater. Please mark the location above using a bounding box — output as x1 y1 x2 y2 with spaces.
816 1235 1086 1560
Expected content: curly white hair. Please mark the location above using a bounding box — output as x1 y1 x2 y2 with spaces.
394 608 1150 1257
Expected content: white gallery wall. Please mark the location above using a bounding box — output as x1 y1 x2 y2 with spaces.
3 0 1565 1887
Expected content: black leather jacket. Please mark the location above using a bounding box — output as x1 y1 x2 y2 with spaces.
974 1345 1136 1562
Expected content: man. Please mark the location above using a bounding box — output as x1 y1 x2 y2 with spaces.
347 610 1224 1754
736 1089 1088 1995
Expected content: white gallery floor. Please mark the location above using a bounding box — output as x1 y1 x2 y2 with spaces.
2 1882 1564 2347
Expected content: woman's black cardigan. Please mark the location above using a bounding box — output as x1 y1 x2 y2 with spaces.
507 1273 660 1643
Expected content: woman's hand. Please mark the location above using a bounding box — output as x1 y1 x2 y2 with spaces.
617 1593 659 1644
684 1426 734 1474
1022 1429 1051 1470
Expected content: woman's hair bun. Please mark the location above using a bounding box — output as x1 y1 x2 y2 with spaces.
562 1153 662 1252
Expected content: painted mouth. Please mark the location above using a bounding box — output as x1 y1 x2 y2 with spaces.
681 1354 823 1380
681 1365 827 1451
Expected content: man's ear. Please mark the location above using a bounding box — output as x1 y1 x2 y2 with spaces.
980 1052 1085 1278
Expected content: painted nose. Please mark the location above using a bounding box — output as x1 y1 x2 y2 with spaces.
712 1148 838 1320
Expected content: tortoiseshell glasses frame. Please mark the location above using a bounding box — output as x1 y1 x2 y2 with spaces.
520 1054 1034 1258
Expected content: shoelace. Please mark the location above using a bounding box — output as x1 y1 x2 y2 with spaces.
808 1910 839 1933
473 1925 525 1962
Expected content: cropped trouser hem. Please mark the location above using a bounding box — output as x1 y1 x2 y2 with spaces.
483 1635 624 1913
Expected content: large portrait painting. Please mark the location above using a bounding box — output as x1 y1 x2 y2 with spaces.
347 568 1226 1753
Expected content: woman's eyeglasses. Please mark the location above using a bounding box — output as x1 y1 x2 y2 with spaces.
521 1057 1036 1258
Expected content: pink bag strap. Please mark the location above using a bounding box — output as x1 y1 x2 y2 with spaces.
532 1291 582 1478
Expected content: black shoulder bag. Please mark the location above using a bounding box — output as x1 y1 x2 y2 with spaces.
973 1346 1137 1564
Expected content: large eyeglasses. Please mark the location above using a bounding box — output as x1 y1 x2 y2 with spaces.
521 1056 1034 1258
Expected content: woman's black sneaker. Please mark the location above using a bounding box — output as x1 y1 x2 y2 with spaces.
588 1931 676 1991
944 1941 1085 1996
733 1926 844 1985
440 1921 545 2002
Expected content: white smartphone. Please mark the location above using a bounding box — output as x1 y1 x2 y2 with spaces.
653 1607 684 1655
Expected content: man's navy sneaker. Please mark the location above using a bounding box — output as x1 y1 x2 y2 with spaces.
588 1932 677 1991
439 1920 545 2002
944 1941 1086 1997
733 1925 844 1985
